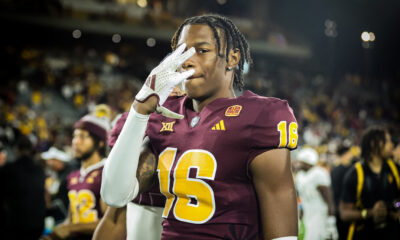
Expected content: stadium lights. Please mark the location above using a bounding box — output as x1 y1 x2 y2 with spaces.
146 38 156 47
361 31 375 42
361 31 370 42
369 32 375 42
112 34 122 43
72 29 82 39
324 19 338 38
137 0 147 8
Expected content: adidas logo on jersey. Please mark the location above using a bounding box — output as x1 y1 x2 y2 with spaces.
211 120 226 131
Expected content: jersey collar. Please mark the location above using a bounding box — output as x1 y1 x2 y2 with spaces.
80 159 106 179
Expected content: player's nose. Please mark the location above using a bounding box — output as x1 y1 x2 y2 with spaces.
181 57 196 71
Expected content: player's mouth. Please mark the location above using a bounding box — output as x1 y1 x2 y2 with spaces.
187 75 203 80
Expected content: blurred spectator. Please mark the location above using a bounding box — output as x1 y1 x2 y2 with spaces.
295 148 338 240
390 130 400 165
46 113 110 240
42 147 77 226
340 127 400 240
393 141 400 165
1 42 398 170
0 141 6 167
0 134 46 240
0 141 7 236
331 145 358 240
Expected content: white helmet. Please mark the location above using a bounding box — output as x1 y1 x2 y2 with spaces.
297 148 319 166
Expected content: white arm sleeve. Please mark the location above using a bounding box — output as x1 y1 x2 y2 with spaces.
101 107 149 207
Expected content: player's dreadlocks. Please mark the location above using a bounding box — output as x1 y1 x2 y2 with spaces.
171 14 252 91
361 126 387 162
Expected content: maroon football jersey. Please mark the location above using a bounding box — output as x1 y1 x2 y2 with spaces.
109 112 166 207
67 161 105 225
146 90 298 239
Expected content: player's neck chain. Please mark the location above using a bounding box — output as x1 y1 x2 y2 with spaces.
190 116 201 128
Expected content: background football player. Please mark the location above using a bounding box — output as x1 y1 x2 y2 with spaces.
295 148 338 240
46 113 110 240
93 112 165 240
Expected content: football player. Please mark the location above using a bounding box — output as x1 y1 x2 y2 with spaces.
93 113 164 240
101 14 299 240
295 148 338 240
93 87 185 240
47 114 110 240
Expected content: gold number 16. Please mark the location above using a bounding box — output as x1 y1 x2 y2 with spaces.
157 148 217 224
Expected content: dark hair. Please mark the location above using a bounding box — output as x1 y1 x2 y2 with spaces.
360 127 387 162
88 131 107 158
15 134 33 156
171 14 252 91
336 145 350 156
388 126 400 147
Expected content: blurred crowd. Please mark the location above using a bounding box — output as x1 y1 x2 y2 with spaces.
0 39 399 239
248 66 399 158
0 44 141 162
1 42 399 162
0 1 399 239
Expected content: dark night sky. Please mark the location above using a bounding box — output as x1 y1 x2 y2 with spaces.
268 0 400 77
190 0 400 78
1 0 399 79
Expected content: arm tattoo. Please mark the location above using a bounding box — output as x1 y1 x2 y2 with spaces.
137 150 157 193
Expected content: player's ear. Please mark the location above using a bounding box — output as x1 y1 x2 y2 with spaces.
227 48 240 70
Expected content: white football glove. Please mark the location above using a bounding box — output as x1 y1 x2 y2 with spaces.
135 43 195 119
325 216 338 240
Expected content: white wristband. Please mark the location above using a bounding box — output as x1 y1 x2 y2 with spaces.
272 237 298 240
327 216 336 224
101 106 149 207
